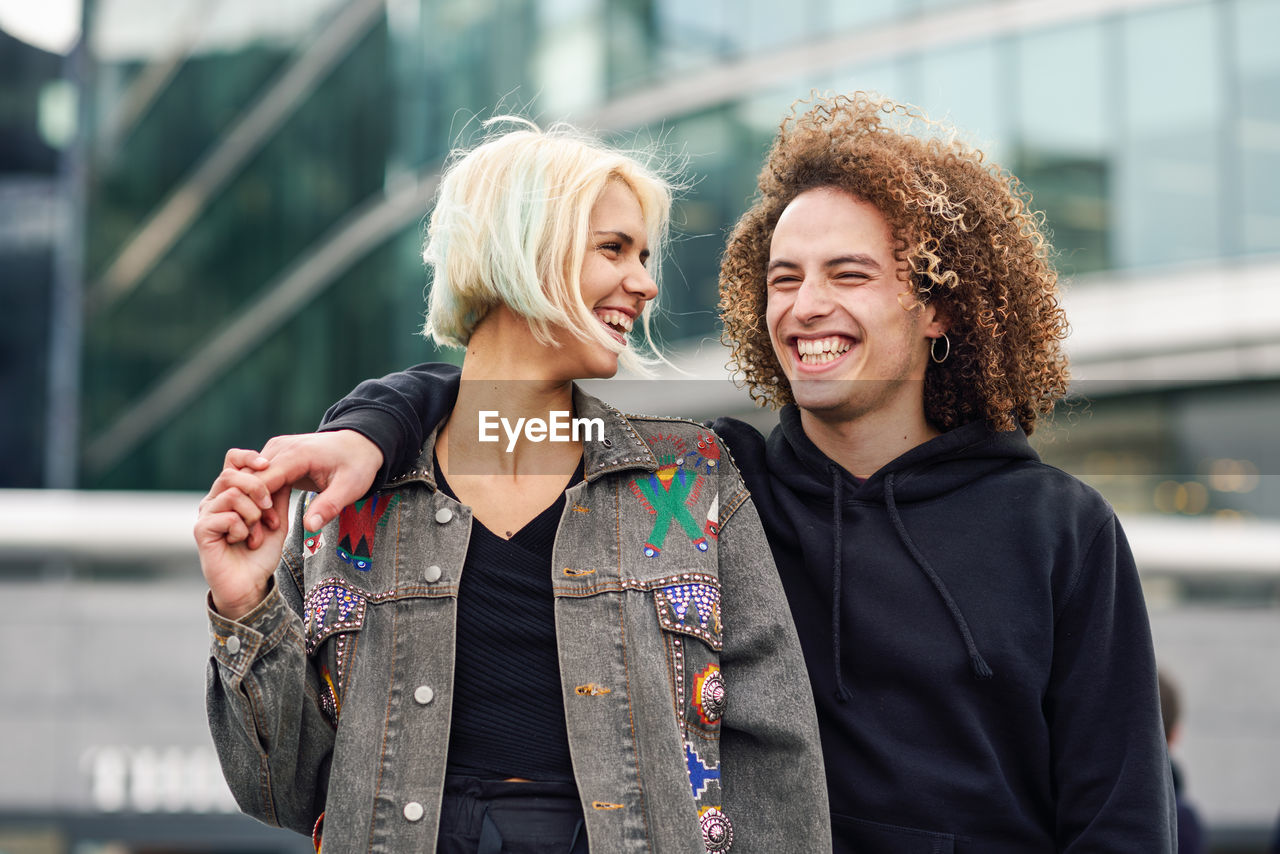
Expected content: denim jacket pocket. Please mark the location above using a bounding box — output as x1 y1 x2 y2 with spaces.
649 573 731 848
302 578 368 727
651 572 723 651
650 574 725 735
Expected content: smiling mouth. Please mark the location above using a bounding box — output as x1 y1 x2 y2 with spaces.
794 335 854 366
595 309 634 339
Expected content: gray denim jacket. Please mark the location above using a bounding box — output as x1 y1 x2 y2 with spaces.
206 388 831 853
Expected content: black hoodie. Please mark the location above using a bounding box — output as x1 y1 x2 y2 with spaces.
715 406 1175 853
323 363 1176 853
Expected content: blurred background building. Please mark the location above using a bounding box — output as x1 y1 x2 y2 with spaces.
2 0 1278 851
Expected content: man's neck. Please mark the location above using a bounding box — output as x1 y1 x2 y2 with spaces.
798 404 940 480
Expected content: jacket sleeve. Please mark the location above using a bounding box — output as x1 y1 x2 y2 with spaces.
1048 513 1177 852
319 362 460 485
205 504 335 835
715 479 833 852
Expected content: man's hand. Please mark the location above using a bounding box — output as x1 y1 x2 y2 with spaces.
223 430 384 533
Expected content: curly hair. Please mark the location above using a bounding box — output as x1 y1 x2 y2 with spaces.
719 92 1069 434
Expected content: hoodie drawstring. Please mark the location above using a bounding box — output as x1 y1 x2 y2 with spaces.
828 463 852 701
884 473 994 680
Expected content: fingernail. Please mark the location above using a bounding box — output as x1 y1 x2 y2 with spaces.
259 495 272 509
306 515 321 531
254 456 268 467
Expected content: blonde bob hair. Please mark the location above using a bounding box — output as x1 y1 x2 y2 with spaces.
422 118 675 373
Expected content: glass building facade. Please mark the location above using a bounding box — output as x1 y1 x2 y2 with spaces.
60 0 1279 529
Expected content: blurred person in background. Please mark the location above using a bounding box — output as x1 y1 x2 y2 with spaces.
195 119 829 853
230 93 1175 852
1158 669 1206 854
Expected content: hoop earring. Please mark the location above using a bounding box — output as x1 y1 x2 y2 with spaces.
930 333 950 364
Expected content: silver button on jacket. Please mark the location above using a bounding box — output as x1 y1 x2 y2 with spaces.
206 388 831 853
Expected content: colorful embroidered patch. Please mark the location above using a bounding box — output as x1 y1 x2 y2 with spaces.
301 493 325 556
685 742 720 799
703 493 719 541
692 433 721 473
654 581 722 650
335 494 399 571
303 581 367 655
693 664 726 726
699 806 734 853
630 432 722 558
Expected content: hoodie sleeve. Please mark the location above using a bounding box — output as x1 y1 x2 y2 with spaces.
319 362 461 484
1047 513 1177 852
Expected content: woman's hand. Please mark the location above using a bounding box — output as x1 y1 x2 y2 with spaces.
194 467 291 621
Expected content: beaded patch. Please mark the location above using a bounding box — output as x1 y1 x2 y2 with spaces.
630 432 722 558
335 494 399 571
654 581 722 650
319 664 339 722
693 664 726 726
303 580 368 655
685 742 720 799
699 806 734 853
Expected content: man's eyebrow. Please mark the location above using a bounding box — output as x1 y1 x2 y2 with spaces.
826 254 882 270
767 254 882 272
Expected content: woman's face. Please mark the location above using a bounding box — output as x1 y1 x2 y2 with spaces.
566 181 657 378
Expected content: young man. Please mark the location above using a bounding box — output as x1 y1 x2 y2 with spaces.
229 93 1175 851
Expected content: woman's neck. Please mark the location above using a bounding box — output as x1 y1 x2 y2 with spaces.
438 307 581 478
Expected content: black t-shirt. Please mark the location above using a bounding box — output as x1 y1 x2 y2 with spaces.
437 457 584 782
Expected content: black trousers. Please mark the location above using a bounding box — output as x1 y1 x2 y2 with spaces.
436 775 588 854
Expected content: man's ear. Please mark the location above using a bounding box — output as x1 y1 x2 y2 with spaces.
922 299 951 338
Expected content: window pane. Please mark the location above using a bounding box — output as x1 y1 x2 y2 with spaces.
1014 22 1109 275
1116 2 1223 268
1233 0 1280 255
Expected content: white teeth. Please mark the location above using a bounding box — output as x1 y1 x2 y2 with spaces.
595 310 633 333
796 336 853 363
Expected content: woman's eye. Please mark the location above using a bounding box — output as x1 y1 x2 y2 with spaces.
598 242 622 254
768 276 799 288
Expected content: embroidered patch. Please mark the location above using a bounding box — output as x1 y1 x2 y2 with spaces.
699 806 734 853
335 494 399 571
693 664 726 726
654 581 722 650
301 493 325 556
630 432 722 558
703 493 719 541
685 742 720 799
303 581 367 655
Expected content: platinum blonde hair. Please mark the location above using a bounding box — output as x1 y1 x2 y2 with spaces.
422 118 675 373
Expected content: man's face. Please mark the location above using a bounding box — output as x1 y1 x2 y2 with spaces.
765 187 946 422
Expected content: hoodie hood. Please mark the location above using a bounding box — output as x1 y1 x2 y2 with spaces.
769 404 1040 505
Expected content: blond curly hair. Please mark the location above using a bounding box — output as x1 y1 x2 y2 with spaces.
719 92 1069 434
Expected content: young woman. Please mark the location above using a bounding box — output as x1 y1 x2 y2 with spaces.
194 121 830 853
